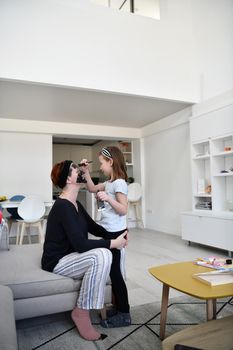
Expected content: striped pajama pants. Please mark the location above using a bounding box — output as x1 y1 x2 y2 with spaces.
53 248 112 310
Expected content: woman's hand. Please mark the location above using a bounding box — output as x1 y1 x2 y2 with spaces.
110 231 128 249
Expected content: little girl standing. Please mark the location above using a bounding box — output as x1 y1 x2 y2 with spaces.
81 146 131 328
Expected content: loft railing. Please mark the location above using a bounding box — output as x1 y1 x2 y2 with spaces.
91 0 160 20
119 0 134 13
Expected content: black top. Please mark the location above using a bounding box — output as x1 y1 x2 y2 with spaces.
41 198 111 272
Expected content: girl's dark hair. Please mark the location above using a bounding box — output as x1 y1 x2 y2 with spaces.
100 146 128 181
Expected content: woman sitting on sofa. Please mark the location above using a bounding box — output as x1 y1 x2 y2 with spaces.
41 160 128 341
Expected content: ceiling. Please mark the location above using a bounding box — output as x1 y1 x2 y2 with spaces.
0 80 192 131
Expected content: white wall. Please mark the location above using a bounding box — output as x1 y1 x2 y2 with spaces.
53 144 93 169
0 0 198 102
1 0 231 103
0 133 52 201
190 0 233 101
142 112 192 235
0 0 232 237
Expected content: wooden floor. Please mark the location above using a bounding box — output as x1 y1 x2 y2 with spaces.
124 228 227 306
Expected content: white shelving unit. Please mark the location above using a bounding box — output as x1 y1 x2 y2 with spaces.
191 140 212 211
190 135 233 212
118 141 133 166
182 133 233 256
182 96 233 256
211 134 233 213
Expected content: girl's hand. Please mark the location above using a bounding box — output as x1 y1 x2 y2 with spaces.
96 191 109 202
110 232 128 249
79 159 90 173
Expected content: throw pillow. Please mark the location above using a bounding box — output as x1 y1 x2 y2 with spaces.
0 219 10 250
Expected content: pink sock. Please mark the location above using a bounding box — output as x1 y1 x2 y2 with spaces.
71 307 101 341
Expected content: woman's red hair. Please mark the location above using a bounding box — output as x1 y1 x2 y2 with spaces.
51 161 64 187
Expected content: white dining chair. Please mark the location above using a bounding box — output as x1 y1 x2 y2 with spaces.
16 195 46 245
6 194 25 235
127 183 144 228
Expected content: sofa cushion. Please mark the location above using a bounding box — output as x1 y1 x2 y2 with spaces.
0 244 81 299
0 285 18 350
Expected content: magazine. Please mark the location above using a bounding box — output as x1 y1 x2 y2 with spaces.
194 256 233 271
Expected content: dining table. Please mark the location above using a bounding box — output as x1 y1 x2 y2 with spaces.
0 200 54 209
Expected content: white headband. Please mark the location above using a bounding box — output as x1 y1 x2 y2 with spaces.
101 148 112 159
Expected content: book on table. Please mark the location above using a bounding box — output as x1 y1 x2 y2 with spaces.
194 256 233 271
193 270 233 286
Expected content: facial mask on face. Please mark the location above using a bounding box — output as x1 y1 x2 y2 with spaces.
76 170 87 183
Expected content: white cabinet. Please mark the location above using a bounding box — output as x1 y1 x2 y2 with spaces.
52 144 93 195
53 140 134 177
182 212 233 254
53 144 71 166
183 133 233 254
182 93 233 255
53 144 92 171
190 103 233 142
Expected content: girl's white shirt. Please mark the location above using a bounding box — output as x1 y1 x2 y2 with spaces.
100 179 128 232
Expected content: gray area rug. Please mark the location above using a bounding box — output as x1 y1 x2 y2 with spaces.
16 296 233 350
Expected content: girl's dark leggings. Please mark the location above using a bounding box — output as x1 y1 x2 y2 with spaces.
106 229 130 313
